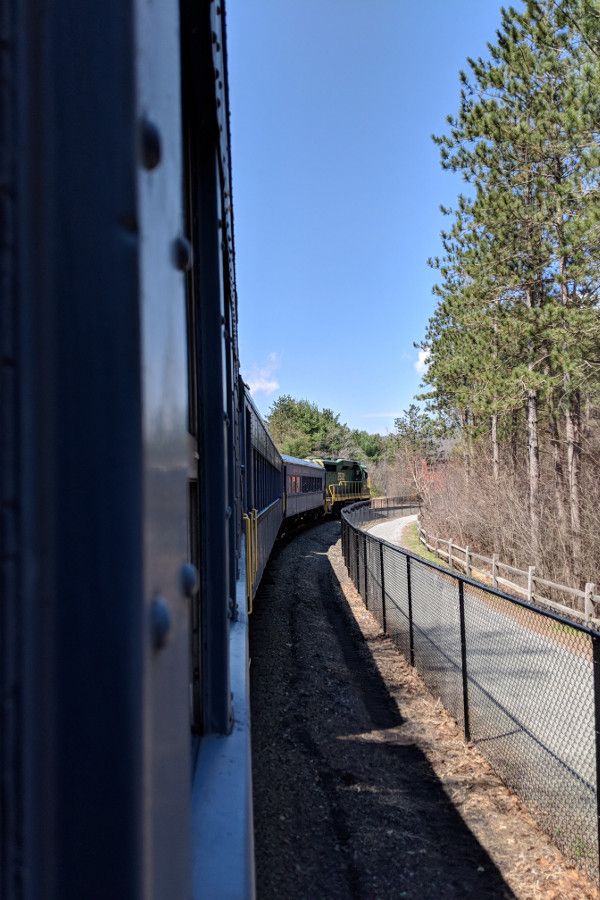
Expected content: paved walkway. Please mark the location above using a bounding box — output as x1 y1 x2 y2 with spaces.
369 513 417 547
362 515 596 869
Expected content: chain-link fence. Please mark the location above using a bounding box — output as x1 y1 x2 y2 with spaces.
342 499 600 880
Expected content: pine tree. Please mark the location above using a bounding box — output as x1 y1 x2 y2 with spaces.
425 0 600 571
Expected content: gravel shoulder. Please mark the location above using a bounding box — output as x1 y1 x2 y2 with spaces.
250 520 599 899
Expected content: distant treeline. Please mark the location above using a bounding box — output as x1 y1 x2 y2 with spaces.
265 396 436 490
417 0 600 586
266 395 385 462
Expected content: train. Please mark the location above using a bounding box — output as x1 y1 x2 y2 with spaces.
1 2 368 897
242 391 369 610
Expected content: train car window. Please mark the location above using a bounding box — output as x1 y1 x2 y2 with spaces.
288 474 300 494
253 444 282 509
301 475 321 493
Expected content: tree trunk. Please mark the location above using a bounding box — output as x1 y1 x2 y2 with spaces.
510 409 519 475
560 265 583 583
584 395 592 438
565 383 582 582
525 285 541 562
463 409 472 480
491 413 499 482
527 391 541 557
527 390 541 563
549 410 568 550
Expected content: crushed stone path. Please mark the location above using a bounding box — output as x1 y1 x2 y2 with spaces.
250 520 599 900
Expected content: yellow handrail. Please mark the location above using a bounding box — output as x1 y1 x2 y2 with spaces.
243 513 253 613
243 509 261 615
327 481 370 504
251 509 259 614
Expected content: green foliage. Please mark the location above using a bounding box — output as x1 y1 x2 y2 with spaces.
266 395 385 462
392 404 440 461
420 0 600 576
424 0 600 436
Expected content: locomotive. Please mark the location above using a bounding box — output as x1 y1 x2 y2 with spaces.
1 1 367 897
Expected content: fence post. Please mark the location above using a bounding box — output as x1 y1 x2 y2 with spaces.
355 530 359 588
380 542 387 633
406 555 415 667
592 636 600 879
349 527 353 578
585 582 596 620
491 554 498 589
527 566 535 603
448 540 453 569
458 578 471 742
435 536 439 556
363 533 369 609
465 545 471 577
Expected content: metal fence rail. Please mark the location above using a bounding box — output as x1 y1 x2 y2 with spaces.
341 499 600 880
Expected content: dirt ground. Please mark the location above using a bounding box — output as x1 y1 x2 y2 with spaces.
250 520 599 899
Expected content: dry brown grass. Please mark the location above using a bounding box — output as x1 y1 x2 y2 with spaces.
420 441 600 597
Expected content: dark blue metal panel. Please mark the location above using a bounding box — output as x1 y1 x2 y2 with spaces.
181 0 232 736
10 1 144 895
135 0 192 894
44 0 143 892
5 1 260 896
1 1 21 892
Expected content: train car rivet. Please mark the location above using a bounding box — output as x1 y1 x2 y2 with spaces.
151 596 171 649
140 118 162 170
179 563 199 598
172 235 193 271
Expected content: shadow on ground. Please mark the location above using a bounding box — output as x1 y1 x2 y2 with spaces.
250 520 514 899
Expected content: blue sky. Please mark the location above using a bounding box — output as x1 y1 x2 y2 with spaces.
228 1 506 434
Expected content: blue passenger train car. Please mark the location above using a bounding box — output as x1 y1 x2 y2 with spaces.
2 1 258 897
1 3 370 897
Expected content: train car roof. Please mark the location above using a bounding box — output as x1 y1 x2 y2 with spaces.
281 454 324 470
310 457 367 468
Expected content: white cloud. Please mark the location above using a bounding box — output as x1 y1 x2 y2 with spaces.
245 352 281 397
414 348 430 374
247 376 279 395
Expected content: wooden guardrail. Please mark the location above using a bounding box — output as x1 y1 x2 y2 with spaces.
418 522 600 623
